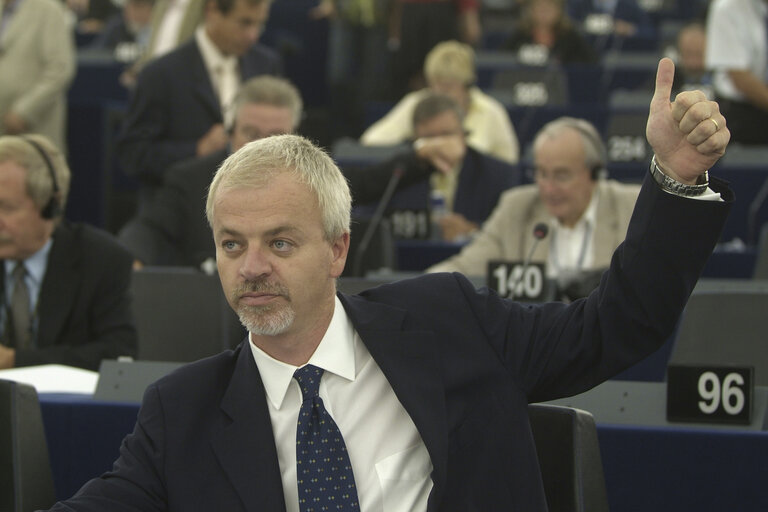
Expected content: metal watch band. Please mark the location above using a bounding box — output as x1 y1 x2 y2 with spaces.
649 156 709 197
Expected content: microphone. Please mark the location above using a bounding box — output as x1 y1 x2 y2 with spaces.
351 165 404 277
747 176 768 246
509 222 549 299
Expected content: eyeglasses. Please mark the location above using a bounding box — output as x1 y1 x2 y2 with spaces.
527 168 579 185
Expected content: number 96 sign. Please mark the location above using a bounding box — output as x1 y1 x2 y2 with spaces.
667 365 753 425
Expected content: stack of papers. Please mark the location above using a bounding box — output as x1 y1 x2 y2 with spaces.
0 364 98 394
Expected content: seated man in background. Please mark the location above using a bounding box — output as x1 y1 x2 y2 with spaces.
116 0 282 207
428 117 640 298
672 21 712 98
357 93 521 242
0 135 136 370
119 75 303 268
361 40 520 164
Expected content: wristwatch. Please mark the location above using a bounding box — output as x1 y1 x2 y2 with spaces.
649 156 709 197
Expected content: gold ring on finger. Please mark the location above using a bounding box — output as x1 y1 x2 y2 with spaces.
710 118 719 131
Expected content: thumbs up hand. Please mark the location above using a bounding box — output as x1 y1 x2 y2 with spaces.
646 58 730 184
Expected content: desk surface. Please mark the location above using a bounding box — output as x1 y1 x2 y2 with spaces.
39 391 768 511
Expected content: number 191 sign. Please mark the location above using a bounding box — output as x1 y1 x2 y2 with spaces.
667 365 753 425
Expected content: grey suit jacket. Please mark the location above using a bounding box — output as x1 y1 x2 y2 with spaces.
428 179 641 276
0 0 75 151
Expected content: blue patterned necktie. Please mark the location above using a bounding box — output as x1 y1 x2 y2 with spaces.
294 364 360 511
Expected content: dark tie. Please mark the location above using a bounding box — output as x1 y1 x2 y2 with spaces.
294 364 360 511
7 262 31 348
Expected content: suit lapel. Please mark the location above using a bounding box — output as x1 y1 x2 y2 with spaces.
339 293 449 509
36 225 79 348
188 42 224 122
212 344 287 511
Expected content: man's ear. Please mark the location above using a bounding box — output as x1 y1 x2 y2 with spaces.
330 232 350 278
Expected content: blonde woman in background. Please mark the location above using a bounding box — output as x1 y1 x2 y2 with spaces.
361 40 520 164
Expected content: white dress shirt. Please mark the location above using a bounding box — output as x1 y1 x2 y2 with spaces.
547 190 598 280
249 296 433 512
195 26 240 127
706 0 768 101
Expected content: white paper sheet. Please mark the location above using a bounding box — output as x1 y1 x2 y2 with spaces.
0 364 98 394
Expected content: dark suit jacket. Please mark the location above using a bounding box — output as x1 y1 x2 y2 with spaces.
115 39 282 186
2 223 137 370
49 175 732 510
118 148 228 267
362 147 521 226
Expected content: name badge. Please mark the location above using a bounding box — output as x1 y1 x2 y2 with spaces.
487 261 547 301
666 364 753 425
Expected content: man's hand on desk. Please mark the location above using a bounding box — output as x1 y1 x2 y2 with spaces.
0 345 15 369
439 213 478 242
646 57 730 184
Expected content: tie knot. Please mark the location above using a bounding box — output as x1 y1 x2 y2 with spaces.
293 364 323 402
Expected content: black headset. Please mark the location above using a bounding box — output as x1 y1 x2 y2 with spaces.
21 137 62 220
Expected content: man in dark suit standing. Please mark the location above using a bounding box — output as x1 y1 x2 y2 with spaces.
119 75 303 268
0 135 136 371
116 0 281 206
45 59 732 510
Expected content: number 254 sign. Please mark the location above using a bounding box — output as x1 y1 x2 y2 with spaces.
666 365 753 425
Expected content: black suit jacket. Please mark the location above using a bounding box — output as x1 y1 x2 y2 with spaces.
115 39 282 186
357 147 521 226
118 148 228 267
2 223 137 370
50 175 732 510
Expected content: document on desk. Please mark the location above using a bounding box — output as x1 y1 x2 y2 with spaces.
0 364 98 394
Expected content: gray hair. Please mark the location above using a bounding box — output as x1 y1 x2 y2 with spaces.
0 134 71 217
532 117 606 175
233 75 304 129
206 134 351 241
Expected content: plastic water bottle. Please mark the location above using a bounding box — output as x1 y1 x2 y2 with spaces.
430 189 447 241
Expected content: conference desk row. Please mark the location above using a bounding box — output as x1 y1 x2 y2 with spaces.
40 387 768 511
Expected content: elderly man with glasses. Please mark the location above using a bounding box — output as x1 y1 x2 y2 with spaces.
428 117 640 300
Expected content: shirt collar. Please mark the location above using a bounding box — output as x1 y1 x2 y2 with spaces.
4 237 53 288
249 296 358 410
195 25 237 73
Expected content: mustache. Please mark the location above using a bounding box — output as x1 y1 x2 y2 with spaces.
235 279 290 300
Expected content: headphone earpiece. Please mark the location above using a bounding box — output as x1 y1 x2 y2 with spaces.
564 119 608 181
21 137 62 220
